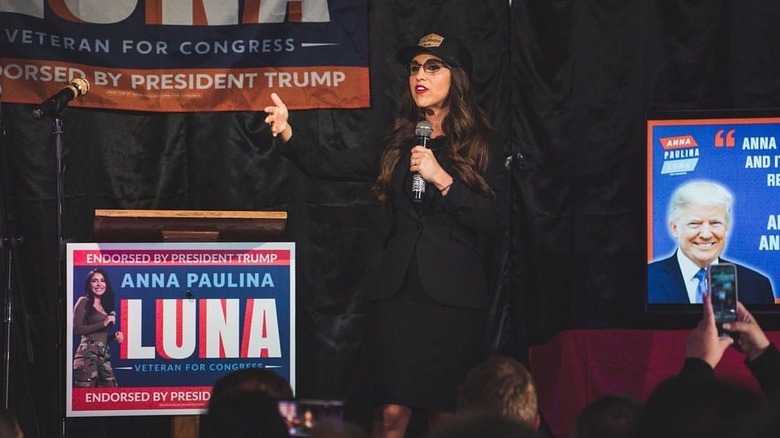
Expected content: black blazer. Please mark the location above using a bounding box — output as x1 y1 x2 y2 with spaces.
746 343 780 404
647 251 775 304
279 129 509 310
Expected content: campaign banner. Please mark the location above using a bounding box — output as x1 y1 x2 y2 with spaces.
66 242 295 417
646 116 780 303
0 1 369 112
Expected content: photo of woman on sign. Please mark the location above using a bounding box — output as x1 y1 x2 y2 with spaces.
72 268 124 387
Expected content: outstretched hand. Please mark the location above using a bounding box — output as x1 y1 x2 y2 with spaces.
723 301 771 361
263 92 292 141
686 292 734 368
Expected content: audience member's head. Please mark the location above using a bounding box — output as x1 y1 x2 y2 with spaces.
427 412 538 438
457 355 539 428
570 394 641 438
200 369 294 438
636 376 763 438
0 408 23 438
200 391 289 438
209 368 294 406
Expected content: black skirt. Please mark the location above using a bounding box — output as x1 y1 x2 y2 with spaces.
369 256 487 411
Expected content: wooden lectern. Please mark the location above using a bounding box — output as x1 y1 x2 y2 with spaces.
92 209 288 438
93 209 287 243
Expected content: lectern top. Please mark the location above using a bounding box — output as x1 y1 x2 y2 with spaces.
93 209 287 242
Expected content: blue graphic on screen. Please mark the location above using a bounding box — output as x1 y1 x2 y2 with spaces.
647 117 780 305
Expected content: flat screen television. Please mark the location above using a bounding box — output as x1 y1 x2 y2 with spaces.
645 110 780 322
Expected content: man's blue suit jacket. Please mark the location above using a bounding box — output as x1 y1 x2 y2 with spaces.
647 251 775 304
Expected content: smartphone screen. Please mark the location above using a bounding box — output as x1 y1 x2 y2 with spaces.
277 399 344 436
707 263 738 337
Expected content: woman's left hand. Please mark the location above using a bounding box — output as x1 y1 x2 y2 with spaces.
410 146 453 191
114 331 124 343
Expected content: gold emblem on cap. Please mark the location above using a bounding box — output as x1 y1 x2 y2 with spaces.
417 33 444 48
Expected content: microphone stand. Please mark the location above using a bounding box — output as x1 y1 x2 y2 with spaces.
34 107 70 437
0 85 7 408
52 111 68 438
32 82 87 437
1 214 26 410
1 90 34 411
0 86 10 409
54 116 66 256
484 151 525 356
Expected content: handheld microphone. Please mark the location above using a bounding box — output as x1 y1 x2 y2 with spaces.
31 77 90 120
107 311 116 326
411 120 433 203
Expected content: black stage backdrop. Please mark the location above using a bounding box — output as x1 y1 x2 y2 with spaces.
2 1 780 437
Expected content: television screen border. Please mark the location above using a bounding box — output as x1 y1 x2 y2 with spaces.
644 108 780 323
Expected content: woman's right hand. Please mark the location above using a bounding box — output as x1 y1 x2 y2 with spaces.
263 92 292 141
104 314 116 327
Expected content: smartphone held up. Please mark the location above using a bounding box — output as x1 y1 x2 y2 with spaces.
707 263 738 337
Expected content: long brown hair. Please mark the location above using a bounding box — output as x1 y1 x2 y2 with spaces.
83 268 116 321
371 67 495 203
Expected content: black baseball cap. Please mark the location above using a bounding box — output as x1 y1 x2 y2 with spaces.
395 32 473 76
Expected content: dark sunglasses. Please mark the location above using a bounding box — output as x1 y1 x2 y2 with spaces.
405 59 451 76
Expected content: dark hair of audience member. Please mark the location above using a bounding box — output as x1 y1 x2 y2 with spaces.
456 354 538 426
426 411 538 438
200 391 289 438
736 402 780 438
636 376 763 438
209 368 294 406
0 408 23 438
570 394 641 438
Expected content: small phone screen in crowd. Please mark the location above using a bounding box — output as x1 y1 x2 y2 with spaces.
277 399 345 436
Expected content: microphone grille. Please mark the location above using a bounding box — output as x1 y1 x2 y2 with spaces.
415 120 433 138
72 77 90 96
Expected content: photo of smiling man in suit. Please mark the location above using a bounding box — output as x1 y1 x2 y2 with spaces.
648 180 775 304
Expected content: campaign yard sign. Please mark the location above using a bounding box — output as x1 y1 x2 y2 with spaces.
66 242 295 417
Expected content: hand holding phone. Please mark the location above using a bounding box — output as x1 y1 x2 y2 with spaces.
707 263 738 338
726 302 771 360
